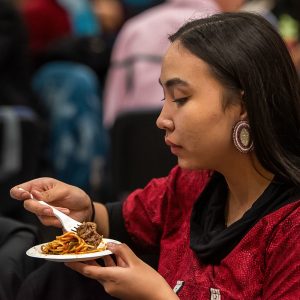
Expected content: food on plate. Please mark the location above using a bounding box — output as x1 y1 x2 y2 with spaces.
76 221 103 247
41 222 106 255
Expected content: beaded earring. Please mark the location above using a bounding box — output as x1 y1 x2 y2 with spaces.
232 120 254 153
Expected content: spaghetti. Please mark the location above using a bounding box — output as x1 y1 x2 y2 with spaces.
41 231 106 255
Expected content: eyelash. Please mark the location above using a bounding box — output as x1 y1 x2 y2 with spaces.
160 96 190 105
172 97 189 105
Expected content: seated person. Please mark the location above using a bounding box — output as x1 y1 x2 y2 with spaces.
0 216 39 300
11 11 300 300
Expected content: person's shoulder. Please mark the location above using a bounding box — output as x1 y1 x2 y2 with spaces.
266 199 300 245
281 199 300 225
274 199 300 221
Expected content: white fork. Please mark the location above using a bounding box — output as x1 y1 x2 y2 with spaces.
18 187 82 232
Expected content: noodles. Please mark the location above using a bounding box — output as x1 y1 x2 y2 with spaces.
41 231 106 255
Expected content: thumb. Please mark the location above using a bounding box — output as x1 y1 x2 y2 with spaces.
107 243 139 266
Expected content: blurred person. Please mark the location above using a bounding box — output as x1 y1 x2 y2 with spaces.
103 0 245 129
121 0 165 19
25 0 125 84
0 1 44 279
57 0 100 36
91 0 124 37
0 215 40 300
0 0 42 112
19 0 72 67
0 0 46 228
11 12 300 299
32 61 108 196
20 0 99 52
19 0 124 195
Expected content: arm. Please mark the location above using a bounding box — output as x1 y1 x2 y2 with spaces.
94 202 109 237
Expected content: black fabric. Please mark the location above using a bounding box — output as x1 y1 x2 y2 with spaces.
38 35 112 86
105 201 133 246
0 107 45 225
16 261 118 300
0 0 44 113
108 110 177 200
105 201 159 269
190 172 300 264
0 216 39 246
0 216 40 300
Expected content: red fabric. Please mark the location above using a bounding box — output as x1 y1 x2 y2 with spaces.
123 166 300 299
21 0 71 54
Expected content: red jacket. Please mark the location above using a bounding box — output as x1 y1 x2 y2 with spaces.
123 166 300 299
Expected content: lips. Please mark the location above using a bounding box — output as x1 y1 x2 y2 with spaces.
165 138 179 147
165 138 182 155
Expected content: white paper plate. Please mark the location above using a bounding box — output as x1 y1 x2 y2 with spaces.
26 238 121 262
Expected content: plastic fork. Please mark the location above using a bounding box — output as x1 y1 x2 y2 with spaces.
18 187 82 232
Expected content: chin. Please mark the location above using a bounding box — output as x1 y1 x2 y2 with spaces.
178 158 203 170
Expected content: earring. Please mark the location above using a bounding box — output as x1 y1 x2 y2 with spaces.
232 120 254 153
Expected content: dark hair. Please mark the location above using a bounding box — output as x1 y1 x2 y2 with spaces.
169 12 300 186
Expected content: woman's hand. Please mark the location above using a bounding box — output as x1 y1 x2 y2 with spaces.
10 177 92 228
65 243 179 300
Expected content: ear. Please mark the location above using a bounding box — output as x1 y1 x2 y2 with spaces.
239 91 248 120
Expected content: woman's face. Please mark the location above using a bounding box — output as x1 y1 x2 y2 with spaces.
157 41 243 171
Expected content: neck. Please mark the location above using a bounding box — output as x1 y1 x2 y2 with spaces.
221 154 274 226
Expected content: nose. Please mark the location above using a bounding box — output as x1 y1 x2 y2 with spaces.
156 110 174 132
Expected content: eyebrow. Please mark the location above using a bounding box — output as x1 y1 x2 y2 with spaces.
158 78 189 88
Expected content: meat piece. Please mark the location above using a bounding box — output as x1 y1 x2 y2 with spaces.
76 222 103 248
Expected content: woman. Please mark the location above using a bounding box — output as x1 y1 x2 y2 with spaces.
11 12 300 299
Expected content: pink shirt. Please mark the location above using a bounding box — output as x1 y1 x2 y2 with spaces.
103 0 220 128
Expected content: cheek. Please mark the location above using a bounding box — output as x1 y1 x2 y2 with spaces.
181 113 233 153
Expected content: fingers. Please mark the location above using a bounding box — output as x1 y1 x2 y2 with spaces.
23 199 52 215
10 185 34 200
106 243 140 266
10 177 58 201
19 199 61 227
36 214 63 228
65 261 118 282
102 255 116 267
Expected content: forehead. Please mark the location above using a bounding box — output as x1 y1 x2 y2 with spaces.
160 41 220 88
161 41 213 83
